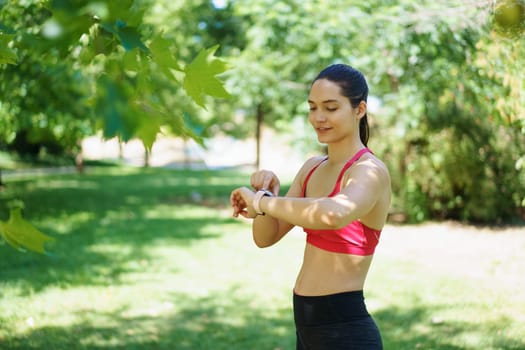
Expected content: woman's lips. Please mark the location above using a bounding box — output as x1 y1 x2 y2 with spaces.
316 127 332 132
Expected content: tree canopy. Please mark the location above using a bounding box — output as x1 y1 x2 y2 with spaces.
0 0 232 152
1 0 524 253
212 0 524 223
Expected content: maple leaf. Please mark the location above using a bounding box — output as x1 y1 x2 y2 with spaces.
99 21 149 53
117 26 149 53
182 45 231 108
0 208 55 255
150 34 182 80
134 103 162 151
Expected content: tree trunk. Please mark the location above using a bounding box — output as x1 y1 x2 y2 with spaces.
75 153 84 174
0 169 4 190
183 139 190 169
75 141 84 174
118 137 124 160
255 104 264 170
144 147 150 168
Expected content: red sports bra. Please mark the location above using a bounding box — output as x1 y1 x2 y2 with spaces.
301 148 381 255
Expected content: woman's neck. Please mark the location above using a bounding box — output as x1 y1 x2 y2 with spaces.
326 140 366 165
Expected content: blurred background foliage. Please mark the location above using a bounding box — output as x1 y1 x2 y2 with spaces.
1 0 524 224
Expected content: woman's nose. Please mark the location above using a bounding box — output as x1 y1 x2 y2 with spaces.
314 111 327 122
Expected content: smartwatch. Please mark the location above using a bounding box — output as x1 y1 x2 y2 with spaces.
253 189 273 216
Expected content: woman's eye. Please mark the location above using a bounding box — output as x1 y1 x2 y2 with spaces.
309 107 316 111
326 107 337 112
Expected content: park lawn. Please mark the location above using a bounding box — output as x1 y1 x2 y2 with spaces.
0 165 524 350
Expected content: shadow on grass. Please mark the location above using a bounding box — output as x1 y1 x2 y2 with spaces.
3 167 522 349
0 167 247 293
0 215 237 294
3 291 523 350
375 303 524 350
1 288 296 350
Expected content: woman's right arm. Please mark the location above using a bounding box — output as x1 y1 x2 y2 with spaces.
251 158 318 248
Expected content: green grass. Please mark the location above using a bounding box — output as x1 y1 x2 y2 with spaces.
1 165 524 349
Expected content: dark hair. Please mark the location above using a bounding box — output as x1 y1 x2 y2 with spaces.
313 64 369 146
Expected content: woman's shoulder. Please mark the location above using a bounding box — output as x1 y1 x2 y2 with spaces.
290 155 327 188
366 152 389 172
300 155 327 173
306 154 328 165
350 152 391 185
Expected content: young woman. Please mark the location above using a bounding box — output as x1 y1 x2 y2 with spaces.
230 64 391 349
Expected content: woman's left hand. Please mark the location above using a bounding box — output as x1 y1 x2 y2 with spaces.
230 187 256 218
250 170 280 196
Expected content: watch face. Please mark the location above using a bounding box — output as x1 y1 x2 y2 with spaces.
261 189 273 197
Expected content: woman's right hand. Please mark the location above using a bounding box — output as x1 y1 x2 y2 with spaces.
250 170 280 196
230 187 256 218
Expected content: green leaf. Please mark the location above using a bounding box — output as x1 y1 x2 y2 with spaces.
137 119 161 151
123 49 140 71
99 21 149 53
183 45 231 108
150 34 182 79
96 75 136 141
133 102 162 150
106 0 143 27
117 25 149 53
0 21 16 34
92 25 116 56
182 112 205 146
0 34 18 65
0 208 55 255
99 22 117 36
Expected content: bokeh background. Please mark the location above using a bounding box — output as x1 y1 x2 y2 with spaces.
1 1 524 349
1 0 524 223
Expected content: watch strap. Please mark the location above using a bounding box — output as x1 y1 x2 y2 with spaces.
253 189 273 215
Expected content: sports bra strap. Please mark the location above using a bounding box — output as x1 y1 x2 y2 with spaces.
301 156 328 197
333 148 371 188
302 148 371 197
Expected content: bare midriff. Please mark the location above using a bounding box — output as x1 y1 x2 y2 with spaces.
293 243 374 296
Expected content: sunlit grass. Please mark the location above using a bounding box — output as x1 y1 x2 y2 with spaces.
367 224 525 350
0 165 524 349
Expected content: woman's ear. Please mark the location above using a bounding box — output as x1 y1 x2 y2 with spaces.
356 101 367 119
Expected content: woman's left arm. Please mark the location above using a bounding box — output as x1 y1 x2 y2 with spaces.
257 161 388 229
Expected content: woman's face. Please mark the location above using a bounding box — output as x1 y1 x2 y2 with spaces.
308 79 361 144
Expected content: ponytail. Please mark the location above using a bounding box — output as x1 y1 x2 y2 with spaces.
359 114 369 147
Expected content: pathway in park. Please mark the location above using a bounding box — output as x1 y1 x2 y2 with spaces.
82 133 304 176
3 131 305 180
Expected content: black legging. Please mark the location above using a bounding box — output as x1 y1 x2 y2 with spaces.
293 290 383 350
